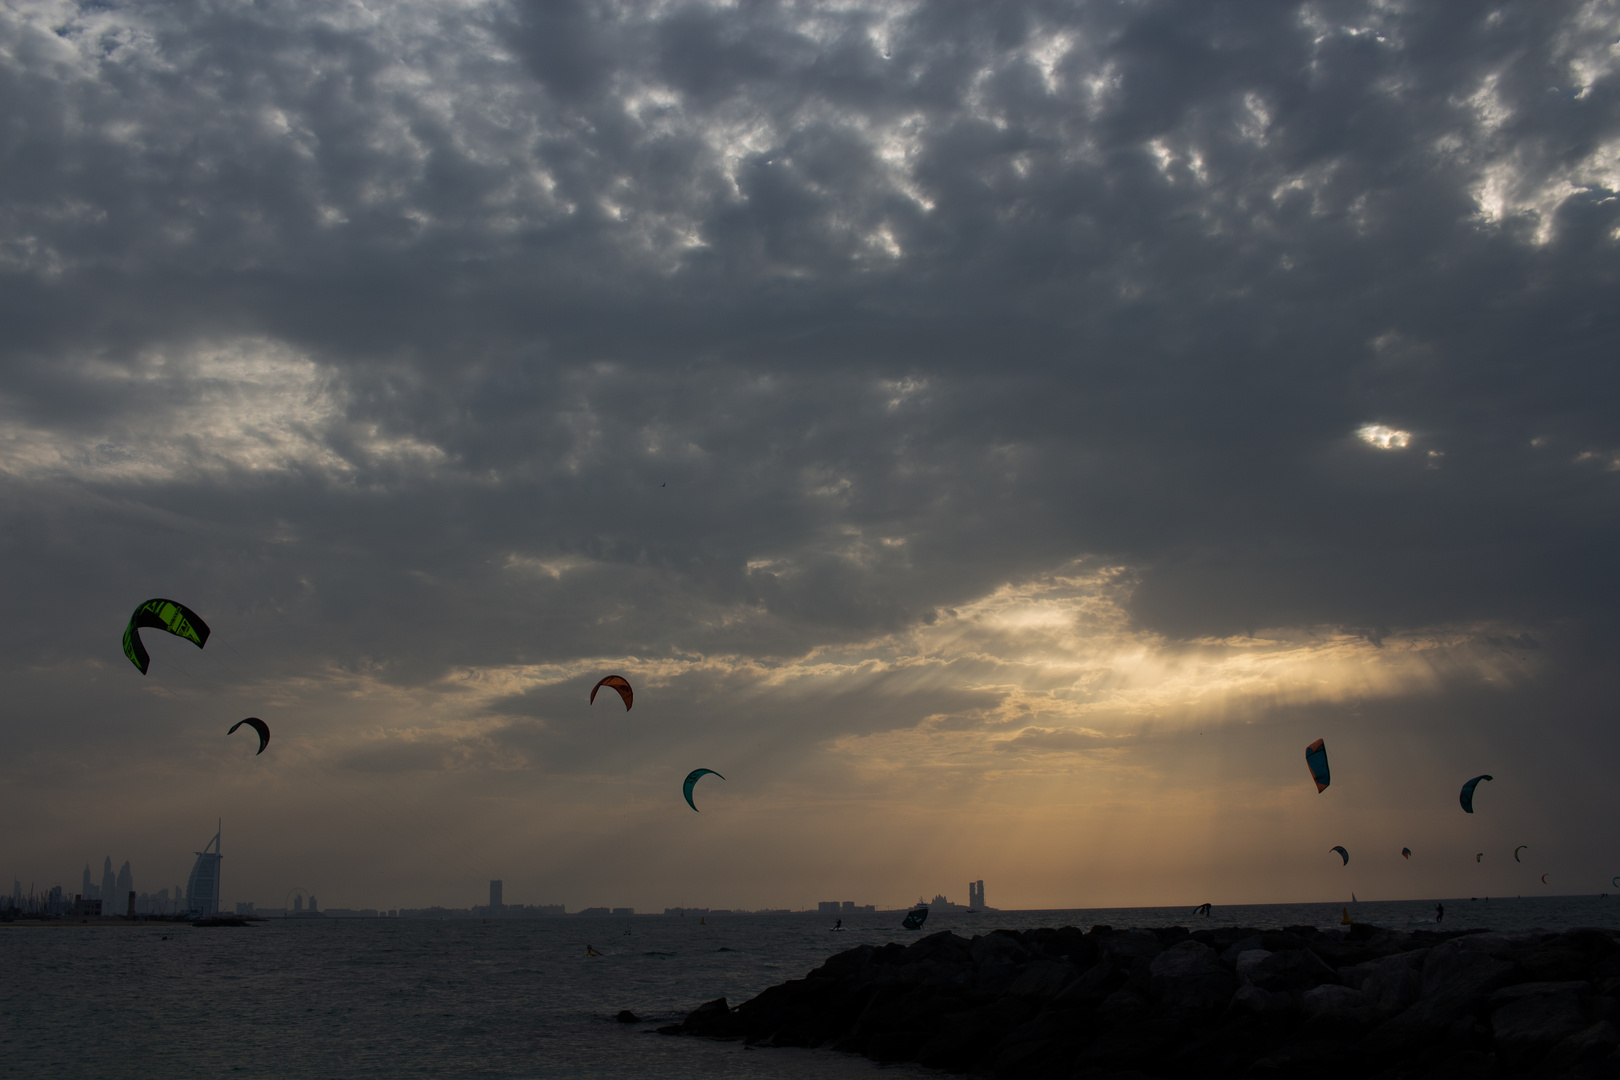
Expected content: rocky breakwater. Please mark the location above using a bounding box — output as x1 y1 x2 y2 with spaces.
661 923 1620 1078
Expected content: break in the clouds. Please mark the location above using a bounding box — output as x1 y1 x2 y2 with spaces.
2 1 1618 911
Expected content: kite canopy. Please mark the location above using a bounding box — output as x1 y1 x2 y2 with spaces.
682 768 723 811
1541 874 1549 884
122 598 210 675
901 907 929 930
590 676 633 711
1402 848 1412 860
1304 739 1331 793
1459 774 1493 813
1514 845 1528 863
1331 845 1349 866
228 717 270 755
1476 853 1484 862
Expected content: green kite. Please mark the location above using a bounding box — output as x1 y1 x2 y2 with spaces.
123 598 210 674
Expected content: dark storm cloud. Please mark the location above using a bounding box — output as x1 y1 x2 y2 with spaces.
2 0 1618 685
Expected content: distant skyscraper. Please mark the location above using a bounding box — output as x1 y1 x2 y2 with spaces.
115 861 133 911
293 894 304 912
186 823 222 916
100 857 117 908
307 895 317 912
489 880 503 908
82 864 94 901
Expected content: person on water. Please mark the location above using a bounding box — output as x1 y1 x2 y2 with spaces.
1435 902 1444 923
834 917 842 929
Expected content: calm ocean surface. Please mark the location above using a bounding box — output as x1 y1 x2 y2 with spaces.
4 896 1618 1079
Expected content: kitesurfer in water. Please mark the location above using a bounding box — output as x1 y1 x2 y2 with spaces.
1435 902 1444 923
834 917 842 929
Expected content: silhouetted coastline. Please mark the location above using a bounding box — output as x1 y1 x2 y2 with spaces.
663 922 1620 1077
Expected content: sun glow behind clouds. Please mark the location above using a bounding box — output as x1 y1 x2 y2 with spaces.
1356 423 1412 449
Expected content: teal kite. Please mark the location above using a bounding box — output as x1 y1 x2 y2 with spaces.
123 599 209 675
683 769 723 811
1401 848 1411 859
901 907 929 930
1459 774 1492 813
1304 739 1331 792
1330 845 1349 865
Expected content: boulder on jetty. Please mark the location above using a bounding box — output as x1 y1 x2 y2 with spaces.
661 923 1620 1078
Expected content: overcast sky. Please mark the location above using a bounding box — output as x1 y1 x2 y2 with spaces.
3 0 1619 913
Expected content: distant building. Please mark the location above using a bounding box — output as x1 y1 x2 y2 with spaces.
611 907 634 916
489 880 503 909
116 862 133 909
185 824 223 916
308 895 317 912
71 894 102 917
293 894 304 913
100 857 117 910
577 907 611 916
818 901 841 914
235 902 255 915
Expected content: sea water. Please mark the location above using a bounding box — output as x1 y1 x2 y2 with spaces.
3 896 1617 1079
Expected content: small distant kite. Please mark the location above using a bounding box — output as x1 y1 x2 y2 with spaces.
1305 739 1331 793
590 676 633 711
1402 848 1412 860
1331 846 1349 866
1541 874 1549 885
228 717 270 755
123 598 210 675
682 768 723 811
1514 845 1527 863
1459 774 1493 814
1476 853 1484 862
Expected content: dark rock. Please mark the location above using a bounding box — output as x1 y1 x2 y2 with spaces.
680 997 745 1038
1369 944 1516 1050
807 944 872 980
1245 1038 1354 1077
1054 959 1125 1007
1358 950 1428 1014
614 1010 641 1023
1098 929 1163 970
915 998 1040 1071
1006 959 1077 1001
864 1029 921 1062
1491 987 1589 1063
1537 1020 1620 1078
665 922 1620 1078
1301 983 1366 1018
1148 940 1235 1014
1246 947 1340 994
1097 987 1150 1022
